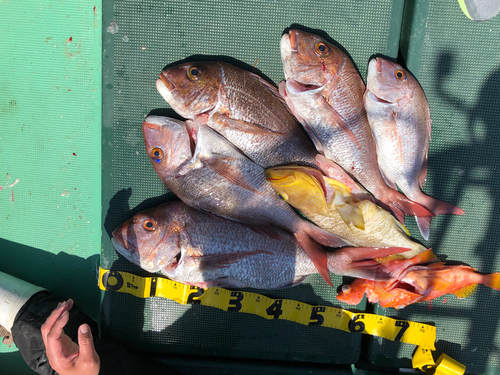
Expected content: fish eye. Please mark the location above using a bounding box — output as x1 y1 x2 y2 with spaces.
187 66 201 80
314 42 329 56
143 219 156 231
278 192 288 201
342 284 351 294
151 147 164 161
394 70 406 81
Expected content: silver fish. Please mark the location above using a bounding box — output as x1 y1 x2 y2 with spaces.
364 57 464 239
155 61 369 198
142 115 352 286
112 201 410 288
279 29 433 223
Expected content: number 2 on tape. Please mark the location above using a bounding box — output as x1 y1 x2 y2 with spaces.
187 286 204 304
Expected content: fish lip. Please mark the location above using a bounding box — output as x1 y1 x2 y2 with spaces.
366 90 392 105
156 78 174 105
142 120 163 131
111 237 138 264
285 78 322 94
375 57 383 74
159 71 176 91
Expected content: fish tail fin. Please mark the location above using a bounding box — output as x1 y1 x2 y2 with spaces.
411 248 437 264
416 216 432 240
331 246 412 281
294 228 332 287
381 189 434 222
416 192 465 216
297 222 353 286
483 273 500 291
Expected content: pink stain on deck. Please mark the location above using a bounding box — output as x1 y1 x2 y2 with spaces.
443 297 448 304
67 37 73 43
0 176 20 202
427 301 433 310
93 6 96 15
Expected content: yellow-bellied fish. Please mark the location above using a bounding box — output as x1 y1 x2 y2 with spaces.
265 166 426 258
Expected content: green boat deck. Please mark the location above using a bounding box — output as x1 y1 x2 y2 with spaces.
1 0 499 373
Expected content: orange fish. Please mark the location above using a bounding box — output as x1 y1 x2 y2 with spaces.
337 251 500 309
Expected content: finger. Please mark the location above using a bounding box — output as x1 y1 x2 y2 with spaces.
77 324 100 365
41 301 69 340
46 310 71 357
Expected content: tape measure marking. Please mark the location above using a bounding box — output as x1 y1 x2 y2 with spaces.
98 267 436 350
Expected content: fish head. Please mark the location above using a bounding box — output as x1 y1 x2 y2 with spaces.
111 202 184 274
156 62 222 118
265 166 329 215
281 29 345 87
142 116 193 179
366 57 416 103
336 280 368 305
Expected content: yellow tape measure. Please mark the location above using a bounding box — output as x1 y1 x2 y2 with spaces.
98 267 465 374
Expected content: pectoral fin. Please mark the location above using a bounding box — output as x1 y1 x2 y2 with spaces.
336 204 365 230
318 95 361 150
201 154 264 196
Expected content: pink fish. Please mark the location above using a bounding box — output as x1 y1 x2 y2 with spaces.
142 115 362 286
280 29 433 223
112 200 411 289
364 57 464 239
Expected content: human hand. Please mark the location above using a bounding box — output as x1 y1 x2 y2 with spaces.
41 299 100 375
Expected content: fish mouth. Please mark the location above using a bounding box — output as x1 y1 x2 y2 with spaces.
285 78 322 94
159 71 176 91
365 90 392 105
156 78 175 104
111 237 141 266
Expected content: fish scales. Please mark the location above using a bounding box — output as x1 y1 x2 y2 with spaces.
364 57 464 238
112 201 409 289
280 30 433 221
142 115 357 286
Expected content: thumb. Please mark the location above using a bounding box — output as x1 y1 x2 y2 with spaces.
77 324 98 362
